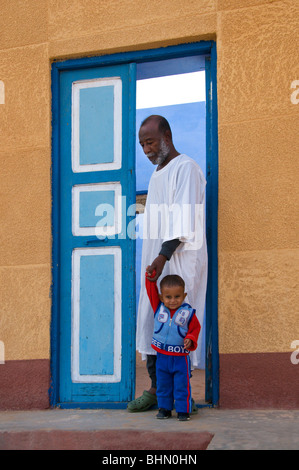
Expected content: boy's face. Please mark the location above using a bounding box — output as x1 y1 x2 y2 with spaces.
159 285 187 310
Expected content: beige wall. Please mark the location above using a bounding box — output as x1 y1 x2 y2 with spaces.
0 0 298 361
217 0 299 354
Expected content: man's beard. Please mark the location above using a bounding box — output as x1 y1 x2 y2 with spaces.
148 139 170 165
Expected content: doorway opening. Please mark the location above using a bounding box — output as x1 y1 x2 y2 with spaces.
50 41 218 409
135 55 207 405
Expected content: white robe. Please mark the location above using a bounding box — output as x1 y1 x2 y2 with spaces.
136 154 208 368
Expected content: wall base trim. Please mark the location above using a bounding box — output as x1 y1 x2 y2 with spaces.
219 352 299 409
0 359 50 410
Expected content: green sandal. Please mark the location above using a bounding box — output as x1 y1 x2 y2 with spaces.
127 390 158 412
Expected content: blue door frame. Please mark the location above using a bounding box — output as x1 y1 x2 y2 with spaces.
50 41 219 408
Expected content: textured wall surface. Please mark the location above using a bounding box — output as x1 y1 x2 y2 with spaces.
0 0 298 409
217 0 299 354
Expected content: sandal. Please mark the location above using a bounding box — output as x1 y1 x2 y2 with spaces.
127 390 158 412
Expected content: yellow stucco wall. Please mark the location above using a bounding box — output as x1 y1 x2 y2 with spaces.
0 0 298 361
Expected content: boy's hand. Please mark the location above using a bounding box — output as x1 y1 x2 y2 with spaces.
184 338 193 350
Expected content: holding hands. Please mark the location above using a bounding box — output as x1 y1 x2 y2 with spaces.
145 254 167 281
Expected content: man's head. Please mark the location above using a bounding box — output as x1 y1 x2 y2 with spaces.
159 274 187 310
138 115 175 167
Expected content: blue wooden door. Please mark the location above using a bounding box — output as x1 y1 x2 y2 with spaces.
57 63 136 406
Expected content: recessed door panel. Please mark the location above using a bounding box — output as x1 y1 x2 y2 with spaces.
58 63 136 405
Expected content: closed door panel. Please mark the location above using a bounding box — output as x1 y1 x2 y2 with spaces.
58 63 136 405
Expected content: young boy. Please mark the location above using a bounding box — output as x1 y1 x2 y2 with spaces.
145 269 201 421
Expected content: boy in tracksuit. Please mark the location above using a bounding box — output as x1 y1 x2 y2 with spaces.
145 269 201 421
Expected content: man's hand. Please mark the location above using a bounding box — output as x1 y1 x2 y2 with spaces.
146 254 167 282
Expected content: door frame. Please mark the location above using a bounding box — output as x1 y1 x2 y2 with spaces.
50 40 219 408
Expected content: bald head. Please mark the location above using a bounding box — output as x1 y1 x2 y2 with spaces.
140 115 172 140
138 115 179 170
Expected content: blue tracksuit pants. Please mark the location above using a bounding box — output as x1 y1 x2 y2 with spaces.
156 352 192 413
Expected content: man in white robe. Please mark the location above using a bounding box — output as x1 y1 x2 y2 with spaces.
127 115 207 412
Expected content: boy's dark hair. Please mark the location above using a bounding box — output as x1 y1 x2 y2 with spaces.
160 274 185 291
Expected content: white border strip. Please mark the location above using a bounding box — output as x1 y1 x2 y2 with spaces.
72 182 122 237
136 71 205 109
71 247 122 383
72 77 122 172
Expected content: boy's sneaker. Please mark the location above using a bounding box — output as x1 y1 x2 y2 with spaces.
156 408 172 419
177 412 190 421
